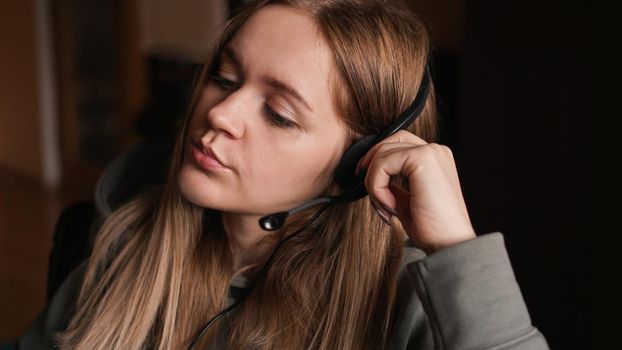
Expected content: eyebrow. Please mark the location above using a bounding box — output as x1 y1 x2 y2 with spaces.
221 46 314 113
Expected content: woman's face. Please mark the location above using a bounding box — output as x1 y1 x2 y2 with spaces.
178 4 348 216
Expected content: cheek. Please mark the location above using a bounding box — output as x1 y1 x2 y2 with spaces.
248 142 335 193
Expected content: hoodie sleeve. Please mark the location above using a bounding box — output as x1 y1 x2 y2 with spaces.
389 232 550 350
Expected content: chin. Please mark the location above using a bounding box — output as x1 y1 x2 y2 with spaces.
176 167 237 212
177 165 283 215
178 168 214 208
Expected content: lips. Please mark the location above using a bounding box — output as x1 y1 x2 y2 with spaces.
192 140 229 169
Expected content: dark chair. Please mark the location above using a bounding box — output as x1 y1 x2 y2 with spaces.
45 131 177 302
46 200 96 302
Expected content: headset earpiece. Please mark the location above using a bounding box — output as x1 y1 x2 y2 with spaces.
332 67 431 193
333 134 377 188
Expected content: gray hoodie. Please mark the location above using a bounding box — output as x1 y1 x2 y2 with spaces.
18 137 550 349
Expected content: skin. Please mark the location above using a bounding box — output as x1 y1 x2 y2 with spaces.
179 4 476 274
178 5 349 272
355 130 476 254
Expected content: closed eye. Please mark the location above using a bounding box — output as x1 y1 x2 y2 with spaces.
209 74 239 90
264 105 296 129
209 72 297 130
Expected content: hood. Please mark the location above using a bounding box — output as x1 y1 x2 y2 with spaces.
94 132 177 221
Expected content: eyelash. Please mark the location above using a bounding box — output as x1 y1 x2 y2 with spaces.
209 74 238 90
208 73 297 130
263 105 296 129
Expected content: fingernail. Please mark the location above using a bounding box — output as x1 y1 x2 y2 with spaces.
376 207 392 225
370 197 393 225
371 196 398 217
380 202 399 217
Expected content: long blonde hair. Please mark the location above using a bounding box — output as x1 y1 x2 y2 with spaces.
56 0 438 349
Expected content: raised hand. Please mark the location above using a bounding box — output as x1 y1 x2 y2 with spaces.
355 130 476 254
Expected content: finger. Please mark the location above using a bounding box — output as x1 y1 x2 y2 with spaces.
364 144 454 210
356 143 419 174
363 146 420 210
388 181 411 219
386 129 428 144
356 131 428 173
385 181 414 234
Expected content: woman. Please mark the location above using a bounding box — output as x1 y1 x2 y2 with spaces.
18 0 549 349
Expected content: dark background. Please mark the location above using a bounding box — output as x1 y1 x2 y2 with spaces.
438 1 611 349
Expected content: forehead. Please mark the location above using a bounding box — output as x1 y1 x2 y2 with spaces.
232 4 329 68
227 4 337 112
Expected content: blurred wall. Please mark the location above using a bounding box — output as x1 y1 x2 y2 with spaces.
139 0 226 62
0 0 226 189
0 1 44 183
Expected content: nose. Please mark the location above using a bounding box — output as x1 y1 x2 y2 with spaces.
205 89 249 140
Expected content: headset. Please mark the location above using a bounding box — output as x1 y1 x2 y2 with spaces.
187 66 431 349
258 67 431 231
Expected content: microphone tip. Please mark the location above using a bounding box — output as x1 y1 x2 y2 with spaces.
259 212 289 231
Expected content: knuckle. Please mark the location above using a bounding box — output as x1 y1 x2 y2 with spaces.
420 145 438 161
428 142 442 151
376 142 390 152
442 145 454 157
389 129 412 144
429 143 452 157
395 129 409 137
